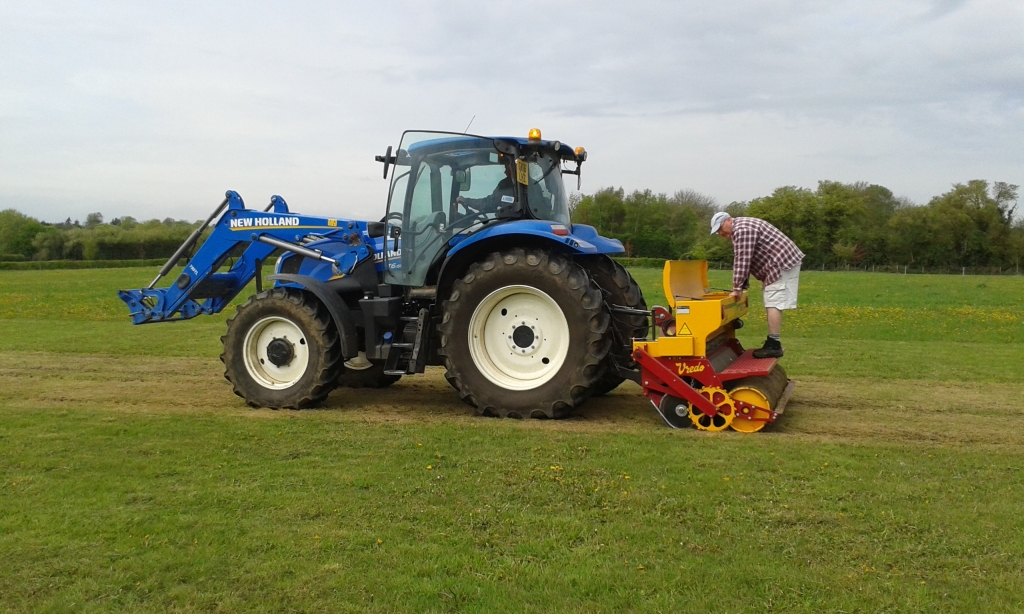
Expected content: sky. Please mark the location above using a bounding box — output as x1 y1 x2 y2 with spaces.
1 0 1022 223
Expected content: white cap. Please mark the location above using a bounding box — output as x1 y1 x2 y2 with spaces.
710 211 731 235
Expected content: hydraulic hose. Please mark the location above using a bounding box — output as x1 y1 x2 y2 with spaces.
255 235 339 265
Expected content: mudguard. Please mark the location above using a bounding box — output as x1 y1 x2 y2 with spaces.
447 220 624 257
267 274 358 359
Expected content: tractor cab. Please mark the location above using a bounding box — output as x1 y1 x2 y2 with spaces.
379 130 585 287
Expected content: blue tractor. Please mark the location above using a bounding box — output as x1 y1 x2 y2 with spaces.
118 129 647 418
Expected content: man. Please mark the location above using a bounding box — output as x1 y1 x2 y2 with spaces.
710 212 804 359
456 163 515 213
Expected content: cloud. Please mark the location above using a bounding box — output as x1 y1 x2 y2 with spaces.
1 0 1021 221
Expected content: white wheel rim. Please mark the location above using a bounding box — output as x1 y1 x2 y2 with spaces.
242 316 310 390
468 285 569 391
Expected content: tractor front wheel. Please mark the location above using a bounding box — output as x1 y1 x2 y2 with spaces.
438 248 610 419
221 288 342 409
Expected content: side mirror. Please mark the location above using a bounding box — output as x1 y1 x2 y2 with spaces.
374 145 394 179
455 168 471 192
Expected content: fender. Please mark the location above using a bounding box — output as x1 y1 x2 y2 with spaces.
446 219 624 258
267 274 358 359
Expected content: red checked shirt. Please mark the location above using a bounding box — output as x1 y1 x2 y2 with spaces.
731 217 805 290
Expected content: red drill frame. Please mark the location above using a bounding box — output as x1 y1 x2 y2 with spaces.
633 339 778 420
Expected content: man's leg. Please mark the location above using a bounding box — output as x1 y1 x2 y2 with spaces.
766 307 782 336
753 266 798 359
753 304 785 359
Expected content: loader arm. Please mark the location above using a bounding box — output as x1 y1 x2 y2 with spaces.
118 190 374 324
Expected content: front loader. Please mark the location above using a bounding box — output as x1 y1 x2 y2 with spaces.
119 129 646 418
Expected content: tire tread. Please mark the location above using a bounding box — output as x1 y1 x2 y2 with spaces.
220 287 342 409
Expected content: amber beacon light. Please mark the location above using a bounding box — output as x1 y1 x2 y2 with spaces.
527 128 542 141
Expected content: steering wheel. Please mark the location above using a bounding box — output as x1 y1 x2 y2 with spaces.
454 195 492 223
455 195 482 215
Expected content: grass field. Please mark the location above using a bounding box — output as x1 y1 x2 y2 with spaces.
2 266 1023 612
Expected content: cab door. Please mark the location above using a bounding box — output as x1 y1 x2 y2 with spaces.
383 132 512 286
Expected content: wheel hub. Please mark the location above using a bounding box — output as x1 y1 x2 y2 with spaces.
657 394 692 429
266 337 295 367
507 320 543 355
241 316 311 390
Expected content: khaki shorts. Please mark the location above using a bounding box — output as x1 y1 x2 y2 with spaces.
763 265 800 310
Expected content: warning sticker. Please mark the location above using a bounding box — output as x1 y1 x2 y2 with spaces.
678 323 693 336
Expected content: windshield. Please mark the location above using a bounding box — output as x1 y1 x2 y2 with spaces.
384 131 518 286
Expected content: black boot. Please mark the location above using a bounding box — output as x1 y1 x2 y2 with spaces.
753 337 784 359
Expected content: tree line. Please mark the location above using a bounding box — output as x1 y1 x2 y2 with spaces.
571 179 1023 270
1 178 1021 271
0 211 198 261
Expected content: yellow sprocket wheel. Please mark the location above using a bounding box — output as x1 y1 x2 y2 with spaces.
729 386 771 433
687 386 735 432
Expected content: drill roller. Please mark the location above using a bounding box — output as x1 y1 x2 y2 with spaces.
727 366 791 433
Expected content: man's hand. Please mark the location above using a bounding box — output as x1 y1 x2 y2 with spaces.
730 290 743 301
456 195 478 211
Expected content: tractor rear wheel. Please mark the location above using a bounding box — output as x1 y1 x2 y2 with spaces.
221 287 342 409
579 255 648 396
336 352 402 388
438 248 610 419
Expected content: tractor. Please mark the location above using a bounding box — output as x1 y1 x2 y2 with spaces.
119 129 648 419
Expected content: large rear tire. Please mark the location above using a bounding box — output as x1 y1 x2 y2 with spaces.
438 248 610 419
221 288 342 409
580 256 647 396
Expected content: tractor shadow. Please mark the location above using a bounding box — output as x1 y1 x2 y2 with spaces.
321 369 660 429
